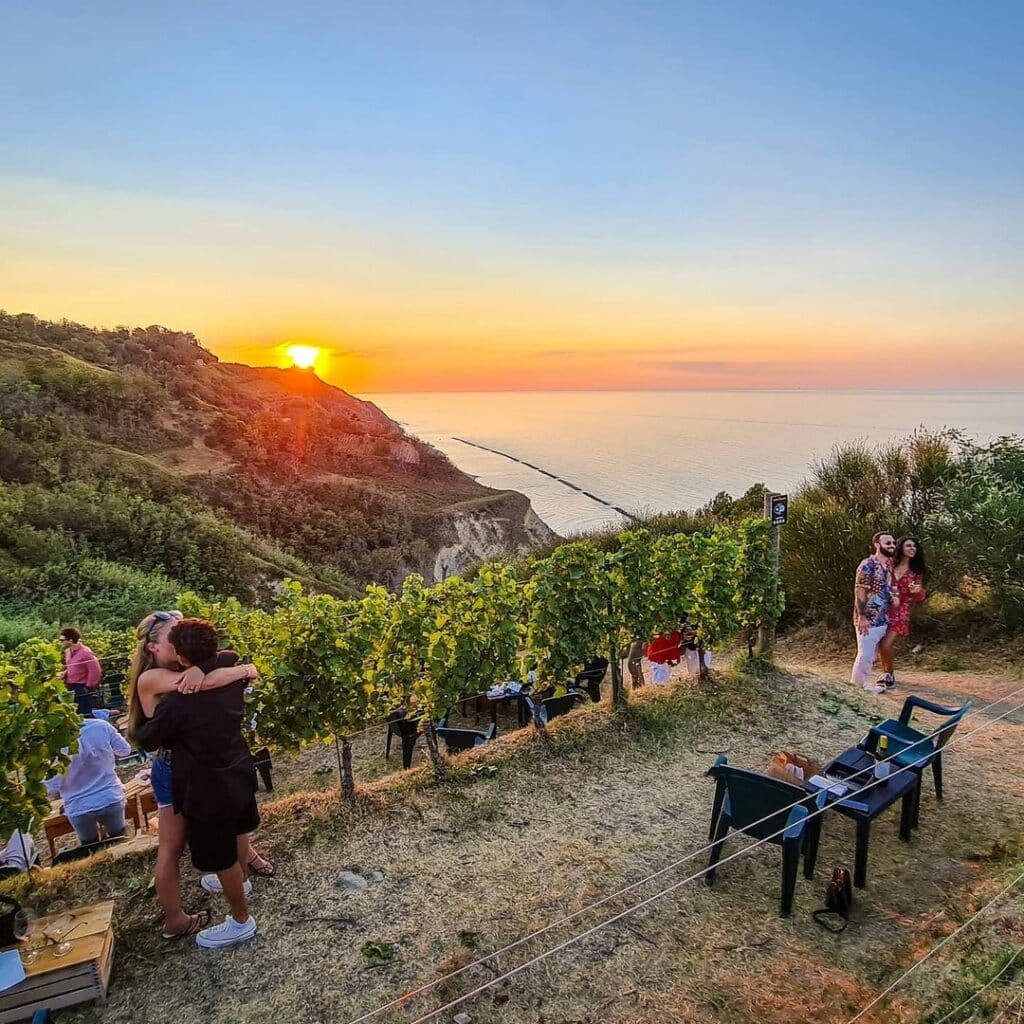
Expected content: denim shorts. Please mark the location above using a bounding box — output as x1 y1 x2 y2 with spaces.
150 751 174 808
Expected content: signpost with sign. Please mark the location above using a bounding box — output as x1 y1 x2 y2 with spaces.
756 491 787 654
769 494 788 527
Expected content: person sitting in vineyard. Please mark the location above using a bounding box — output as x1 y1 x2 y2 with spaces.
626 638 646 689
679 616 701 678
645 631 681 685
44 713 133 846
135 618 261 950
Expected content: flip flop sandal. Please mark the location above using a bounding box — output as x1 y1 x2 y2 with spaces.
162 910 211 940
247 853 276 877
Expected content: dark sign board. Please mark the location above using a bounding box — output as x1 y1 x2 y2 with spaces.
769 493 788 527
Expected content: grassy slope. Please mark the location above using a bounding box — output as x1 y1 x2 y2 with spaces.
9 657 1022 1024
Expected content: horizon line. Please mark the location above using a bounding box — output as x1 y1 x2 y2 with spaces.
356 385 1024 396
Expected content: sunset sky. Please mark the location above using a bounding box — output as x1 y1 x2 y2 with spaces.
2 2 1023 391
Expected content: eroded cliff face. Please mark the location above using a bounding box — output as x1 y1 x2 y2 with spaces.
430 494 555 582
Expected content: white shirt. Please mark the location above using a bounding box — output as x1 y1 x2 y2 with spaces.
44 719 131 819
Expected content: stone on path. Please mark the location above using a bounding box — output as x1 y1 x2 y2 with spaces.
336 871 369 891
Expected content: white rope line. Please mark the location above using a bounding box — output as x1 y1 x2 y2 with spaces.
401 696 1024 1024
929 945 1024 1024
846 869 1024 1024
345 684 1024 1024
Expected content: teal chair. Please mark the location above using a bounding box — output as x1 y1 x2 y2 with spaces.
705 756 826 917
861 696 972 825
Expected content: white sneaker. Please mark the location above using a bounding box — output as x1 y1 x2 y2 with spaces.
201 874 253 896
196 914 257 949
862 681 886 694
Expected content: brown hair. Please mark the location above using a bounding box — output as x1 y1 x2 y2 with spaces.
125 612 180 745
59 626 81 643
168 618 219 667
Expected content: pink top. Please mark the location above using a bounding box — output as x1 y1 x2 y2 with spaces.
65 643 101 689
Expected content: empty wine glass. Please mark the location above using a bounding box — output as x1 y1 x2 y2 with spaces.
21 935 45 966
52 921 83 958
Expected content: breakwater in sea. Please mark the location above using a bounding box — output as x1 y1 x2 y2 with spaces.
453 437 638 521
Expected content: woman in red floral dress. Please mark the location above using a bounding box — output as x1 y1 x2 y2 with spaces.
878 537 928 689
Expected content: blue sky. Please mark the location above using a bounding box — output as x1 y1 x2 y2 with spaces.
2 1 1023 389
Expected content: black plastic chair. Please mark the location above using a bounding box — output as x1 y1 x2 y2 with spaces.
574 657 608 703
705 756 826 917
52 836 128 866
526 690 587 726
99 672 127 711
252 745 274 791
385 710 423 769
435 717 496 754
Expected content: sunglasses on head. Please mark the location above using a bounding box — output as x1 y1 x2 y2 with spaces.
145 610 182 639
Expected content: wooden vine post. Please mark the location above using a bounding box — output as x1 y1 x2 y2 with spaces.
605 555 626 709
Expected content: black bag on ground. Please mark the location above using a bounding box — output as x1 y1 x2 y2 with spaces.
813 866 853 932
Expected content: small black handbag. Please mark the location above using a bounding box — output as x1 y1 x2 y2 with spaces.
813 866 853 932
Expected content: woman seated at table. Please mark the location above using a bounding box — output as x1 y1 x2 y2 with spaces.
44 714 133 845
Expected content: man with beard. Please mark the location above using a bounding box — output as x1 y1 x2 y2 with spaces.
852 532 899 693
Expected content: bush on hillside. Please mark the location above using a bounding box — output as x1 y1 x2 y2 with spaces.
0 558 181 630
0 614 57 651
925 437 1024 629
780 432 1024 629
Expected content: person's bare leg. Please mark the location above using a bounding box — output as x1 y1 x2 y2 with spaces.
236 835 251 881
879 632 896 676
155 807 190 934
216 862 250 923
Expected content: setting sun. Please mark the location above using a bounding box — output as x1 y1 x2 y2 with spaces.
285 344 320 370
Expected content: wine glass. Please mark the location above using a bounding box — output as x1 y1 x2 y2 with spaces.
52 921 83 958
19 908 47 965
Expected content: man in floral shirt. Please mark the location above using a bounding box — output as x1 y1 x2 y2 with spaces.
851 532 898 693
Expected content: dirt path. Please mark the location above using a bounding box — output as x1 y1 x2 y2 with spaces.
58 662 1024 1024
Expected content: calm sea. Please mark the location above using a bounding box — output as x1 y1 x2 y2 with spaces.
366 391 1024 537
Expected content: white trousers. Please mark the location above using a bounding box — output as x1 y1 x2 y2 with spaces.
851 623 887 685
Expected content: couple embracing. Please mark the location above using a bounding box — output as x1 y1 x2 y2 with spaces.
852 531 928 694
126 611 273 948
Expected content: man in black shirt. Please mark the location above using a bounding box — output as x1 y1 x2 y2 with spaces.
136 619 258 949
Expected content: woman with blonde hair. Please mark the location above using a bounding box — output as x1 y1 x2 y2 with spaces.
127 610 269 939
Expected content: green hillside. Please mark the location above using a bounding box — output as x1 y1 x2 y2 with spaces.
0 311 550 640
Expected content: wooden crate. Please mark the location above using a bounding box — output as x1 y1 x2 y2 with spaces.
0 901 115 1023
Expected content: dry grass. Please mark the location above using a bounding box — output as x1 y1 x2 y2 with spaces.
5 657 1022 1024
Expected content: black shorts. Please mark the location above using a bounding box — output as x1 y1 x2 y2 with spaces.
186 798 260 873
